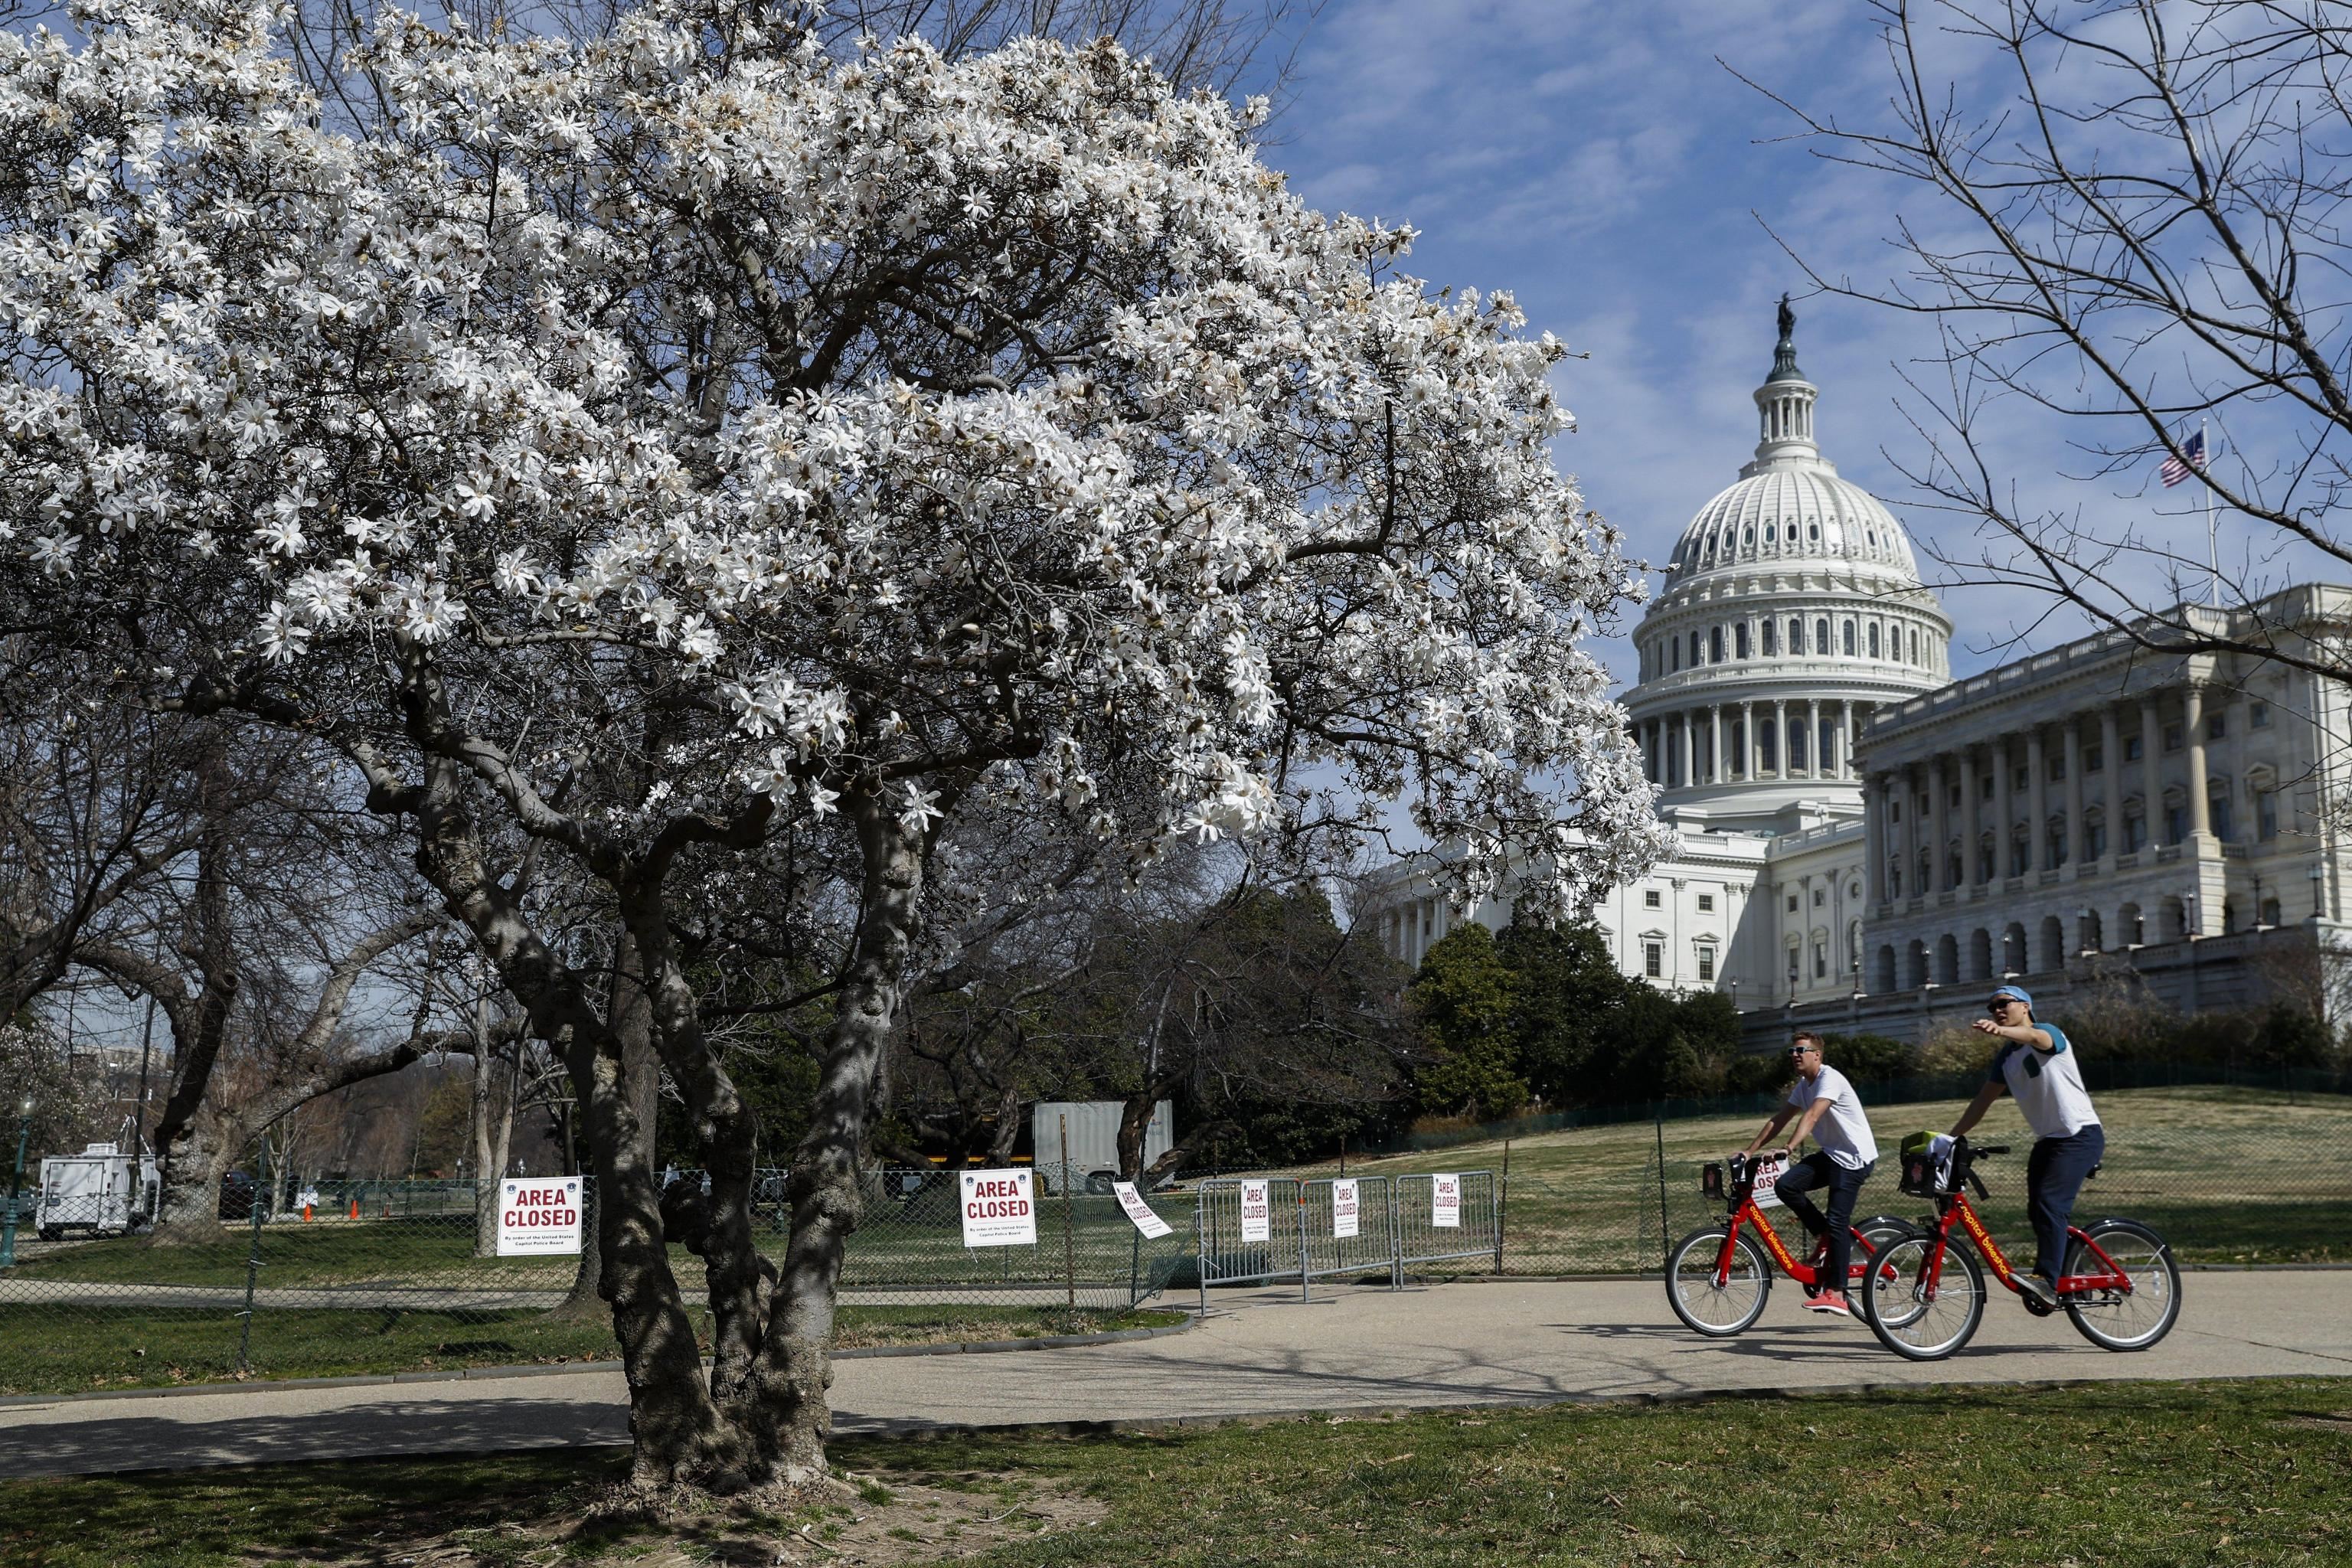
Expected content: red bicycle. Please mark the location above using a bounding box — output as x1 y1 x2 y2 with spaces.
1859 1136 2181 1360
1666 1152 1918 1336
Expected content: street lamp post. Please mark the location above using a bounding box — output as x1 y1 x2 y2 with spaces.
2 1099 32 1269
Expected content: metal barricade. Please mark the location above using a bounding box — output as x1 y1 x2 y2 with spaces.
1192 1171 1499 1303
1298 1175 1397 1289
1390 1171 1501 1285
1191 1177 1308 1308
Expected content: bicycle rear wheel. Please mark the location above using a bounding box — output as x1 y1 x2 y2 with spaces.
1666 1226 1771 1337
1847 1214 1920 1295
1860 1233 1984 1361
2064 1219 2181 1351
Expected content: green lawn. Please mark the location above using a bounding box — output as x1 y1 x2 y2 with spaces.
1333 1084 2352 1269
2 1379 2345 1566
0 1303 1184 1399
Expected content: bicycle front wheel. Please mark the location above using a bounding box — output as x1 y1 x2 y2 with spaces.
1667 1225 1771 1337
1861 1233 1984 1361
2064 1219 2181 1352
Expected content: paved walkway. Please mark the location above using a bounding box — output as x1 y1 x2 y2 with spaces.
4 1272 2346 1478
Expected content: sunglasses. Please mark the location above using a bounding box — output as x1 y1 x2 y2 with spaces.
1787 1045 1819 1054
1987 998 2020 1009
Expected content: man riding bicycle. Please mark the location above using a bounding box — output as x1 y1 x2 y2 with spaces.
1945 984 2104 1311
1736 1031 1878 1317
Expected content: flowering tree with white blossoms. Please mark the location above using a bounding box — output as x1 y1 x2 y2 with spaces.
0 0 1667 1491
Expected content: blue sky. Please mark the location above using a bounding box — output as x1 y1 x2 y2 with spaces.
1248 0 2244 690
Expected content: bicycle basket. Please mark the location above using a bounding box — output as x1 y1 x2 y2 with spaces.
1899 1148 1942 1197
1701 1161 1724 1200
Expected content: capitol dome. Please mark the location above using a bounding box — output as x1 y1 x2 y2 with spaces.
1622 302 1951 834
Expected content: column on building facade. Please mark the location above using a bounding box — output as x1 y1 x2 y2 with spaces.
2063 717 2086 867
2185 684 2212 836
1743 700 1759 779
1681 709 1696 789
1839 699 1855 779
1807 697 1822 779
1994 736 2014 880
2100 705 2123 861
1959 746 1981 891
1773 697 1788 776
2140 697 2163 844
1866 771 1887 905
2027 727 2050 873
1900 763 1920 902
1929 755 1950 893
1709 705 1723 785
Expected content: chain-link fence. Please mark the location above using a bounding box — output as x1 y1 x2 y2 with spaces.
0 1157 1197 1398
3 1076 2344 1396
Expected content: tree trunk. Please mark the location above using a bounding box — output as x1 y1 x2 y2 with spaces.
753 797 927 1485
146 1107 244 1243
560 932 656 1318
985 1080 1023 1167
1113 1084 1171 1184
472 971 516 1258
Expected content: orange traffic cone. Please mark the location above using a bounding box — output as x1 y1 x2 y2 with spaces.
348 1198 360 1220
302 1202 313 1222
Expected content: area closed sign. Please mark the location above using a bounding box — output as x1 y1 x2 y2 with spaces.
1331 1178 1360 1240
496 1177 583 1256
1240 1179 1271 1242
1112 1181 1173 1240
1432 1173 1461 1229
959 1168 1037 1247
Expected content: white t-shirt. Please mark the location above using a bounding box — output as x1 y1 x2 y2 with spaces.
1788 1064 1879 1171
1992 1024 2100 1139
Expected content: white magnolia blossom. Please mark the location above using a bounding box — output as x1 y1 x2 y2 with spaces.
0 0 1670 914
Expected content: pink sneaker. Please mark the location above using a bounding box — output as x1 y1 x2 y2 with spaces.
1803 1293 1852 1316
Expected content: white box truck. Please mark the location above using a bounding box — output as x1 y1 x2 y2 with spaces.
34 1142 158 1240
1030 1101 1174 1194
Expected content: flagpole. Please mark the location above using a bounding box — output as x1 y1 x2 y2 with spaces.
2203 415 2219 609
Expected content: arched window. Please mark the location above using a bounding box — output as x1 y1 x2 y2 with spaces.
1735 622 1751 658
1817 617 1831 653
1936 933 1959 984
1842 619 1857 655
1689 629 1702 665
2046 815 2067 868
1946 841 1964 889
1868 622 1881 658
1968 927 1992 982
1671 638 1681 673
1762 619 1778 655
1909 627 1922 665
1710 626 1724 663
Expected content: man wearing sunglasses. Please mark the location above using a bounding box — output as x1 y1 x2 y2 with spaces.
1735 1031 1879 1317
1946 984 2104 1310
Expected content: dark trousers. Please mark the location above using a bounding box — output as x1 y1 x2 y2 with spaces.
1775 1152 1874 1296
2025 1124 2105 1285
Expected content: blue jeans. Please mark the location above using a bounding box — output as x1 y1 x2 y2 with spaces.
1775 1152 1873 1296
2026 1125 2105 1285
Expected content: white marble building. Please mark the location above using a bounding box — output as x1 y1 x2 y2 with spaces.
1369 310 2352 1040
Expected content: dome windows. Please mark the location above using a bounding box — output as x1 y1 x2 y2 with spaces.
1808 521 1820 541
1765 524 1776 544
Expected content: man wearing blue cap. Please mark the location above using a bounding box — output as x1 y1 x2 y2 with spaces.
1945 984 2104 1309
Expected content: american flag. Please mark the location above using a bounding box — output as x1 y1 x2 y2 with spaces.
2160 427 2207 488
